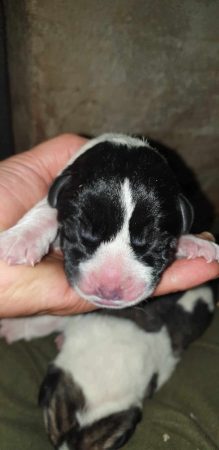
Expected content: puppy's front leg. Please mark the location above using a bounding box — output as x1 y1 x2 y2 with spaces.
0 198 58 265
176 234 219 262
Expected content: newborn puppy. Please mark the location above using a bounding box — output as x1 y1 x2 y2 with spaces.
0 133 218 309
1 283 217 449
48 134 193 307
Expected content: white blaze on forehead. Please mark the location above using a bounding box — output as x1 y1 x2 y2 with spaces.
121 178 135 230
111 177 135 247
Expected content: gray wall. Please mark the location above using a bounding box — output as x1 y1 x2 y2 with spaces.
4 0 219 217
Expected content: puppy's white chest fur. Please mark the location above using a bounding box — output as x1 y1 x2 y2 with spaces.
55 314 178 427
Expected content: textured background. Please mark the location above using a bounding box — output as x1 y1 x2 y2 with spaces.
3 0 219 219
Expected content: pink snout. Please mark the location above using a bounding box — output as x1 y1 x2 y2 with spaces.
77 265 146 305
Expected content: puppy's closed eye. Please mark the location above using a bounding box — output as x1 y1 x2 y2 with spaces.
61 217 102 250
79 226 102 247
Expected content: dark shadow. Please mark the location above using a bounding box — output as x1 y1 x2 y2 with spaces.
146 137 215 233
0 1 14 159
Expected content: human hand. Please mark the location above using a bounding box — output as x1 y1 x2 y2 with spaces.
0 134 218 317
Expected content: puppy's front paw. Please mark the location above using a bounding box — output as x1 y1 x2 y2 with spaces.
0 227 50 266
0 319 28 343
177 235 219 263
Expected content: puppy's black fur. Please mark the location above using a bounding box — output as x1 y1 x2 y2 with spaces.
49 139 193 297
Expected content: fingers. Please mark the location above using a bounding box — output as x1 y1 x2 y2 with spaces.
23 133 87 182
0 134 87 229
154 258 219 297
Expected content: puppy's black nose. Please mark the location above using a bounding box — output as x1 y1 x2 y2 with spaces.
96 287 123 301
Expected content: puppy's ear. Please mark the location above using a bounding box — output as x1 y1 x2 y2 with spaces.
48 173 71 208
38 364 85 447
178 194 194 234
78 407 142 450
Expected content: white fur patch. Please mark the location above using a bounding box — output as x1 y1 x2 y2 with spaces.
55 314 178 427
177 286 214 313
121 178 135 228
58 443 69 450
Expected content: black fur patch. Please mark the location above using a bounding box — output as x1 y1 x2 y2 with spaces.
64 407 142 450
38 364 62 407
146 372 158 399
39 364 85 447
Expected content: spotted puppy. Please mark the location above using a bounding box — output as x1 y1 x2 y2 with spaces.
0 134 218 309
0 283 217 450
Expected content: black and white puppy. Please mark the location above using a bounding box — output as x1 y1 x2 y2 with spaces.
39 284 216 450
0 134 219 449
0 284 217 450
0 134 218 309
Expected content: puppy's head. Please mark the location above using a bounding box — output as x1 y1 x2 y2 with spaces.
39 364 142 450
49 134 193 309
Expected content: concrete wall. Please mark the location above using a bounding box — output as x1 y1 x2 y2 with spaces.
4 0 219 217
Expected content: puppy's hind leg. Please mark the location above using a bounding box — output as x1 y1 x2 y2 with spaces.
0 316 68 343
0 198 58 266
